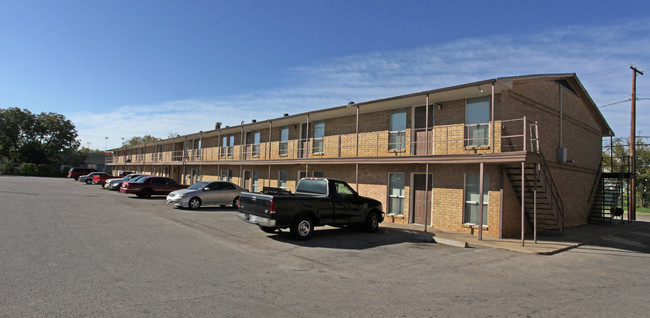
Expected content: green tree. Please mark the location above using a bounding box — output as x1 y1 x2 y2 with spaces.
124 135 161 146
0 107 80 165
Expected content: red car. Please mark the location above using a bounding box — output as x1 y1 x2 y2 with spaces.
67 167 97 181
92 174 118 185
120 176 188 198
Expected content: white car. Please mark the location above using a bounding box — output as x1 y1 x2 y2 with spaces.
167 181 244 209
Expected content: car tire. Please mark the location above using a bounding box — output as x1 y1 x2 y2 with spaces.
232 197 239 209
291 214 314 240
85 179 92 184
364 211 380 233
140 189 152 199
189 197 201 210
259 225 277 233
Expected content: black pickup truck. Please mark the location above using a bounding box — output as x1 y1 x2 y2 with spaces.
237 178 384 240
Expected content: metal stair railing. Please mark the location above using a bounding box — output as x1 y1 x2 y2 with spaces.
529 122 565 234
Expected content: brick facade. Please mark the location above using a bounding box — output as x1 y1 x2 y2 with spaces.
107 74 611 239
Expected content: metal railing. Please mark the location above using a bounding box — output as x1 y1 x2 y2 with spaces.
105 118 532 164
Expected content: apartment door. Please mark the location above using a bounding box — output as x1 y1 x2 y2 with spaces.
243 170 251 191
413 105 434 155
245 132 253 159
299 123 309 158
412 173 432 225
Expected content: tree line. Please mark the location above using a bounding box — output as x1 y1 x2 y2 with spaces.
0 107 84 175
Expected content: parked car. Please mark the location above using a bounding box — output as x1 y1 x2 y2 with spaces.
104 174 147 190
78 172 110 184
120 176 188 198
67 167 97 181
167 181 245 209
92 174 118 185
237 178 384 240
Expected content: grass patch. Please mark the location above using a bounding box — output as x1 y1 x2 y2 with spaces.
637 206 650 215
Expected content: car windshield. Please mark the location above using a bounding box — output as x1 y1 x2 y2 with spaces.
188 181 211 190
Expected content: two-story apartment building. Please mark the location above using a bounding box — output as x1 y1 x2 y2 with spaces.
107 74 613 239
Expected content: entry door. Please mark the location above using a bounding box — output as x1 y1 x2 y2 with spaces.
412 173 433 225
414 105 434 155
243 170 251 191
299 123 308 158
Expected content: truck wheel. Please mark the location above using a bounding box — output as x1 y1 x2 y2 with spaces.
140 189 152 199
291 215 314 240
259 225 276 233
189 197 201 209
365 211 380 233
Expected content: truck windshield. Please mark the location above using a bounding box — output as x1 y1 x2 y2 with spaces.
296 179 328 195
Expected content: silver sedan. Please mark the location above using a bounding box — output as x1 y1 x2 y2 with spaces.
166 181 245 209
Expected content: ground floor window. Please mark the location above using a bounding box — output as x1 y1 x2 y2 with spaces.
464 173 488 225
278 170 287 189
221 169 233 182
388 173 405 215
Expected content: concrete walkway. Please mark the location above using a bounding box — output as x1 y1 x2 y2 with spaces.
382 215 650 254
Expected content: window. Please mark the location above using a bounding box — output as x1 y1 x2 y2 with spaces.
221 136 228 158
334 181 355 198
221 169 233 182
194 139 201 159
252 131 261 157
279 126 289 156
278 170 288 189
389 109 407 151
388 173 405 215
313 121 325 154
313 171 324 178
465 96 490 147
464 173 488 225
228 135 234 158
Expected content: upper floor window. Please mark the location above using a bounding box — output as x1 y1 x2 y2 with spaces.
313 121 325 154
279 126 289 156
389 109 407 151
465 96 490 147
252 131 261 157
221 135 235 158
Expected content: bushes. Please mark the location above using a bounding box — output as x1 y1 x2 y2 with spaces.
0 161 65 177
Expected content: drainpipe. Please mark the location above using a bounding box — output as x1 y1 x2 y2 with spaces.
356 105 360 157
424 163 430 233
425 94 430 155
491 81 496 153
521 161 526 247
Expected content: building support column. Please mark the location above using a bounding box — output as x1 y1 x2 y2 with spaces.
356 105 359 157
355 163 359 192
491 82 495 153
521 161 526 247
478 162 484 240
424 163 430 233
534 163 538 244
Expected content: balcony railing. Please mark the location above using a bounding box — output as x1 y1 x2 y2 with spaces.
106 118 531 164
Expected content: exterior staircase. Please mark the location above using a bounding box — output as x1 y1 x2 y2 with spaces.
505 157 565 234
588 173 625 224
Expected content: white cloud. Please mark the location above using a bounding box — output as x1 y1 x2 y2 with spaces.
74 19 650 149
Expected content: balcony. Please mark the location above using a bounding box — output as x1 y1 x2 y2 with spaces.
106 118 532 165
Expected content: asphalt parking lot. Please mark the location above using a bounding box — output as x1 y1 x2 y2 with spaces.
2 175 650 317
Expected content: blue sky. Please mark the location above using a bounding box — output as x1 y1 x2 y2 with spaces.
1 0 649 150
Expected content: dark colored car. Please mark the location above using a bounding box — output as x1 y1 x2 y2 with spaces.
67 167 97 181
237 178 384 240
120 176 188 198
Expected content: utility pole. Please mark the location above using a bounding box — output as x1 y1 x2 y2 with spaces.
630 65 643 221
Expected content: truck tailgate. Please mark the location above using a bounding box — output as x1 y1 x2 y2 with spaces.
238 192 273 217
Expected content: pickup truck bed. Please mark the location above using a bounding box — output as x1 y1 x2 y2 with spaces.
237 178 384 240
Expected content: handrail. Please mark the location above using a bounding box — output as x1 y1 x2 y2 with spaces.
537 149 565 234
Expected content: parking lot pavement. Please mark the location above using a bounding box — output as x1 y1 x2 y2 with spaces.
2 175 650 317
